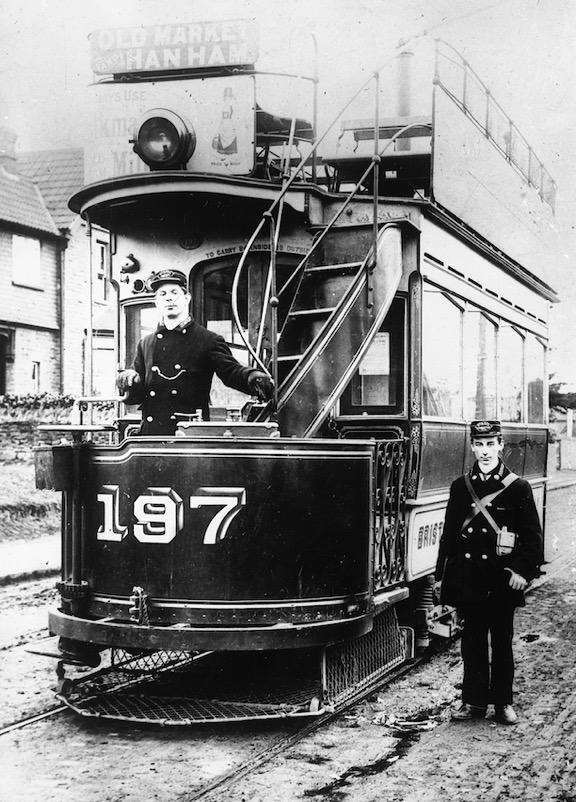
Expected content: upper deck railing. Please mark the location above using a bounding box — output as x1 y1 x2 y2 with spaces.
434 40 556 211
229 39 557 399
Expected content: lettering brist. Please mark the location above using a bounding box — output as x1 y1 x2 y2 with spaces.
90 20 259 74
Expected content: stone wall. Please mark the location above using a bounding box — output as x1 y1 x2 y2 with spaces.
0 396 117 460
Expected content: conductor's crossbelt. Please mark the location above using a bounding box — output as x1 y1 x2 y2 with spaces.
460 472 518 537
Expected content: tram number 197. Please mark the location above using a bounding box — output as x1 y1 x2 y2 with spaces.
97 485 246 545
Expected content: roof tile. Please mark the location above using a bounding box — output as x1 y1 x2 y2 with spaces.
0 165 59 236
17 148 84 230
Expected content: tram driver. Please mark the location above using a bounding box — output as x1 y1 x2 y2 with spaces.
433 420 543 725
116 269 274 435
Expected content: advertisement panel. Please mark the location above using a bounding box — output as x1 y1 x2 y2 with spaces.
85 75 255 184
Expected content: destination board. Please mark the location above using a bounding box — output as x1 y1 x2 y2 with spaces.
90 19 259 75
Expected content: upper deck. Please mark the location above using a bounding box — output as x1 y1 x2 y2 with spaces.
70 25 557 294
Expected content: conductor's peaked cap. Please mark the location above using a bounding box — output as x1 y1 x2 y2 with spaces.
470 420 502 439
148 269 188 292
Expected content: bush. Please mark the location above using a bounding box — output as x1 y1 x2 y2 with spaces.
0 394 116 423
0 393 76 413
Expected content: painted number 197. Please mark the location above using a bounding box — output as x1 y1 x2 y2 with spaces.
97 485 246 545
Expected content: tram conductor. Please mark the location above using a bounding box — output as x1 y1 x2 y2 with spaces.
433 420 543 725
116 269 274 435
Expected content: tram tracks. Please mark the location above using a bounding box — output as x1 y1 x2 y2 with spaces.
0 705 67 737
182 651 439 801
2 549 571 799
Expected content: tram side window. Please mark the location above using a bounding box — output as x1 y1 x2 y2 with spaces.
498 325 524 422
526 335 546 423
339 300 405 415
422 288 463 418
464 309 497 420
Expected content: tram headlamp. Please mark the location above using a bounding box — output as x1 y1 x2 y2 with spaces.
131 108 196 170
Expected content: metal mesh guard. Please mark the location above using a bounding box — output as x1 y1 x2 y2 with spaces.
57 609 406 725
325 606 406 704
58 649 325 724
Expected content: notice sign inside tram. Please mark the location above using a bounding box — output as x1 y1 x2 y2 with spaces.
90 19 260 75
359 333 390 375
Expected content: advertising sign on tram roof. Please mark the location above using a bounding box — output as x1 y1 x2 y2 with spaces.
89 19 260 75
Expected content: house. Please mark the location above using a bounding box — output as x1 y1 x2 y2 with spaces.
3 133 116 397
18 146 116 395
0 126 65 395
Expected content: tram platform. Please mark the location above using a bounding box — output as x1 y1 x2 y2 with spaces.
1 470 575 586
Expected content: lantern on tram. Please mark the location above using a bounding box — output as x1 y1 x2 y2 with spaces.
131 108 196 169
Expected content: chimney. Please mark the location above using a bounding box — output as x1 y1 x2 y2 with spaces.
396 51 413 152
0 126 18 171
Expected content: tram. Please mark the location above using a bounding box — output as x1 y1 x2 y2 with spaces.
35 19 557 724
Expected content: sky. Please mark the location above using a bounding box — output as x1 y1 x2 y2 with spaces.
1 0 575 385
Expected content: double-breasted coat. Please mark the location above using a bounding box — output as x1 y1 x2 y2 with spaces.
125 317 256 435
435 460 543 608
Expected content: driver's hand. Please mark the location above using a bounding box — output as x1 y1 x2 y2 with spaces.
248 371 274 402
117 369 141 393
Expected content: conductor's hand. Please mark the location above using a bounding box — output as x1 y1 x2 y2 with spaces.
504 568 528 591
116 369 141 394
248 371 274 402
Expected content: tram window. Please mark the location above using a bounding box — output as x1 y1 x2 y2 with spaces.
422 289 463 418
499 325 524 422
526 336 546 423
198 258 299 409
340 300 405 415
203 266 249 364
464 309 497 420
124 304 158 366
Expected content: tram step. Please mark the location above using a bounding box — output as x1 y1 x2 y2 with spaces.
288 307 336 319
304 261 362 275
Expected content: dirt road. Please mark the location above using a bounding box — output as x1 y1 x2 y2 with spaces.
1 486 575 802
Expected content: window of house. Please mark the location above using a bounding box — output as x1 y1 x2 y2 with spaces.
12 235 42 288
499 324 524 422
464 308 497 420
32 361 41 393
422 287 464 418
526 335 546 423
94 240 110 303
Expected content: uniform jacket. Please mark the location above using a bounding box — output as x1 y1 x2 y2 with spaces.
125 317 255 435
435 460 543 608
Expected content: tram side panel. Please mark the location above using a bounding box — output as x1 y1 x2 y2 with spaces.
74 438 376 643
